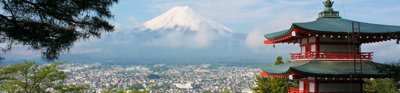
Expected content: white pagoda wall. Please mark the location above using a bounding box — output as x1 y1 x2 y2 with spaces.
318 83 361 92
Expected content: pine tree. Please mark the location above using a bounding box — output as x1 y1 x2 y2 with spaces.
252 56 289 93
0 0 118 60
0 61 87 92
274 56 284 65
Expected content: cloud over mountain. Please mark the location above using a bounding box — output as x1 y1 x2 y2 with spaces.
143 6 234 33
135 6 243 48
48 6 260 63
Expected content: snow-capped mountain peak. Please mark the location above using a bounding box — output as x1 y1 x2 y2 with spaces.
143 6 234 32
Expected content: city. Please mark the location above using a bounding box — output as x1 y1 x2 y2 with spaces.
62 63 260 93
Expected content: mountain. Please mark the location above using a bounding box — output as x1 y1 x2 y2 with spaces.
79 6 252 63
4 6 276 64
127 6 246 48
142 6 234 33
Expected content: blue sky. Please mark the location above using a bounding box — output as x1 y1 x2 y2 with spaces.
111 0 400 33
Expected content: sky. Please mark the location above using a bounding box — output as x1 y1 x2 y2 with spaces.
4 0 400 63
111 0 400 33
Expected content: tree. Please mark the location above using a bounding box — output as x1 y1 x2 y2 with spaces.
284 58 291 63
0 0 118 60
366 62 400 92
363 78 400 93
252 76 272 93
252 76 289 93
147 74 161 79
102 88 127 93
252 56 290 93
376 62 400 82
274 56 284 65
102 87 152 93
0 61 87 92
131 84 145 90
203 90 212 93
222 89 230 93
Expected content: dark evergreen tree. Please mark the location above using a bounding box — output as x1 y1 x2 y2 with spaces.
0 0 118 60
377 63 400 82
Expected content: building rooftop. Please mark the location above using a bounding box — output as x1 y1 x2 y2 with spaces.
261 61 388 77
265 17 400 40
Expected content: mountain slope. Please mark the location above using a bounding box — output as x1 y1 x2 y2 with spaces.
143 6 234 33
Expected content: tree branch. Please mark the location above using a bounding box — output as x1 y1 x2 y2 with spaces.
2 0 21 30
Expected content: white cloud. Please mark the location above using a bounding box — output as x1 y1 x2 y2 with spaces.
144 24 234 48
245 8 314 51
129 16 142 26
8 48 40 57
362 40 400 62
67 48 102 54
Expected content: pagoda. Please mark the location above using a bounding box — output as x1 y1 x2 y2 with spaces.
260 0 400 93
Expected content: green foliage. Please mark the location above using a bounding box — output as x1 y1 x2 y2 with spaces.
102 87 151 93
289 81 299 88
363 78 400 93
284 58 291 63
222 89 230 93
150 66 169 72
0 0 118 60
251 76 270 92
253 56 290 93
274 56 284 65
150 83 171 89
376 63 400 82
131 84 145 90
251 76 288 93
0 61 87 92
129 88 152 93
102 88 125 93
203 90 213 93
147 74 161 79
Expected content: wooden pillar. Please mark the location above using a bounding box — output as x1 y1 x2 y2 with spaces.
305 80 309 93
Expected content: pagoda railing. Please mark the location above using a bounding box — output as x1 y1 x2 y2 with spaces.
290 52 373 61
289 88 306 93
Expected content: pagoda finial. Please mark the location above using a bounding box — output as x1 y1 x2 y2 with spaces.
323 0 334 11
318 0 339 18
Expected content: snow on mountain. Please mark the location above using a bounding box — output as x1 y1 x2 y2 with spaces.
143 6 234 33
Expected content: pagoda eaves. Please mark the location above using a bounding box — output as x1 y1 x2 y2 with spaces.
264 18 400 44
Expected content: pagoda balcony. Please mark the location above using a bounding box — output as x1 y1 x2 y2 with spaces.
290 52 373 62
